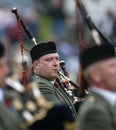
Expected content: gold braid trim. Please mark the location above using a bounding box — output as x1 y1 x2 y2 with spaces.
63 122 77 130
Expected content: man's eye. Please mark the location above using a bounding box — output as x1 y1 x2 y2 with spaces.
56 57 59 61
45 58 52 61
45 57 59 62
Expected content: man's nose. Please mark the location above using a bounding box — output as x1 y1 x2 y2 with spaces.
53 59 59 65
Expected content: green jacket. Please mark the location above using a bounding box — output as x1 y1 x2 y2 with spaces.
78 91 116 130
0 103 24 130
35 76 77 119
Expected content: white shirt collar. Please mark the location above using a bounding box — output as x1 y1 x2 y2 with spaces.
50 80 55 84
92 87 116 106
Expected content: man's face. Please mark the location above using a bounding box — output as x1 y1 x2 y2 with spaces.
97 57 116 92
34 53 59 80
0 57 9 87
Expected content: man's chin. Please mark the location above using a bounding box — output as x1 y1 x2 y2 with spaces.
54 73 59 77
50 75 58 80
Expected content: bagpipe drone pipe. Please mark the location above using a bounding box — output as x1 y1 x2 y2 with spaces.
76 0 114 46
76 0 115 99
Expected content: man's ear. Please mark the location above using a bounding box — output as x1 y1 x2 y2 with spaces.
89 68 101 82
33 60 39 69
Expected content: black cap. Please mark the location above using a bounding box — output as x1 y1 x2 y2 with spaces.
30 41 57 62
79 44 116 70
0 42 5 58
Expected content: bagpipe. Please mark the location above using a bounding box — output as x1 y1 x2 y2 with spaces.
58 60 85 103
11 6 86 103
76 0 113 46
10 7 77 129
75 0 115 97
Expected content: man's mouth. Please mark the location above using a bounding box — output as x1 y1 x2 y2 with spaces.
53 69 59 73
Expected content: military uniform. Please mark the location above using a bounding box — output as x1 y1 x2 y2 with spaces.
0 87 25 130
78 90 116 130
0 42 27 130
30 41 77 119
35 75 77 119
78 44 116 130
0 102 24 130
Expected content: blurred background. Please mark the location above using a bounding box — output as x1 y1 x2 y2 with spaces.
0 0 116 82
